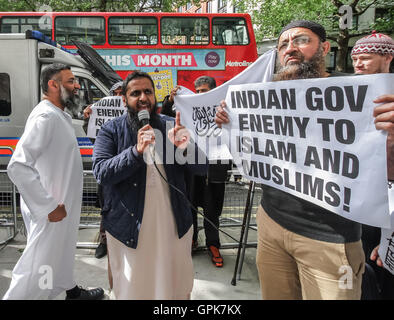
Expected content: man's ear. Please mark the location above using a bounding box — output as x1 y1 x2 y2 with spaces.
48 79 59 92
321 41 331 56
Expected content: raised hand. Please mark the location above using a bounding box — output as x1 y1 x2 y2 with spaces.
168 111 190 149
215 100 230 128
136 124 155 154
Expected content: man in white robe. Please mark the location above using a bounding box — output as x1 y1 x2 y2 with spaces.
2 63 104 300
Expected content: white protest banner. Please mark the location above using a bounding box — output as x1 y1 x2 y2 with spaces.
164 86 195 115
177 86 194 96
87 96 126 138
222 73 394 228
174 49 276 160
379 186 394 275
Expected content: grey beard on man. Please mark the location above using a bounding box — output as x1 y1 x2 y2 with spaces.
60 84 80 112
274 45 326 81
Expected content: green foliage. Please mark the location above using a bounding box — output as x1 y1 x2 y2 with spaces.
233 0 336 42
233 0 393 71
372 6 394 33
0 0 190 12
234 0 393 42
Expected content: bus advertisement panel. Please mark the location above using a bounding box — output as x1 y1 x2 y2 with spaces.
0 12 258 158
0 12 258 101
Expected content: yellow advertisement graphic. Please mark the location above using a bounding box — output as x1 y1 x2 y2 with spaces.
148 70 174 102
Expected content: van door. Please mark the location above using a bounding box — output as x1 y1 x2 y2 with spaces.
72 70 108 168
0 38 40 168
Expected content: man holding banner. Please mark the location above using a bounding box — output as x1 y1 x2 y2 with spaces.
351 32 394 299
215 20 394 300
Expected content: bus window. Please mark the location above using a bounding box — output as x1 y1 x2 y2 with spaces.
0 16 52 37
161 17 209 45
109 17 158 45
55 16 105 45
0 73 11 116
212 17 249 45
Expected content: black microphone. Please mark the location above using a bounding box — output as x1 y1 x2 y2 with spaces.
137 109 155 156
137 109 150 127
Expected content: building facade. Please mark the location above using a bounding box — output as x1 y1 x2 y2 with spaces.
176 0 239 14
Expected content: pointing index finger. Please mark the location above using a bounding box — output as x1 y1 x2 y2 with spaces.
175 111 181 127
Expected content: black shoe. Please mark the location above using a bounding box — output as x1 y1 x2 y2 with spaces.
66 286 105 300
95 242 107 259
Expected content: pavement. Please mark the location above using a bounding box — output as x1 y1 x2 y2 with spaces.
0 221 261 300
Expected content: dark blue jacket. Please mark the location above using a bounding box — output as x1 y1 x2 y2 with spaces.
92 113 208 249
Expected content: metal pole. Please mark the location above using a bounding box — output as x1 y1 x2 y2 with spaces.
237 182 255 280
231 180 255 286
12 182 17 236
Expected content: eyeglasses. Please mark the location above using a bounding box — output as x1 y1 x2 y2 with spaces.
63 79 79 85
277 35 311 52
52 78 79 85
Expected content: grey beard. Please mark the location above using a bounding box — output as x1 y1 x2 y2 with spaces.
274 47 325 81
60 85 79 112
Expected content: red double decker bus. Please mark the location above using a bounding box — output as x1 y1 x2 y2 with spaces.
0 11 258 102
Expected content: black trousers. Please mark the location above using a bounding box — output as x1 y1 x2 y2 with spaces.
191 175 225 248
361 224 394 299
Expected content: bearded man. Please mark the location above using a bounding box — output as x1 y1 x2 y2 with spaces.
3 63 104 300
254 21 365 300
215 20 394 300
92 71 207 299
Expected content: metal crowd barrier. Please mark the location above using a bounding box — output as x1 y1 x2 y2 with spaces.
0 162 259 282
0 164 260 265
76 170 101 249
77 170 261 251
0 147 18 245
80 171 101 228
189 172 261 283
192 171 261 250
0 169 102 247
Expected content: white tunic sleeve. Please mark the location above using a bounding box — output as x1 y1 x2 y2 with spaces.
7 113 59 222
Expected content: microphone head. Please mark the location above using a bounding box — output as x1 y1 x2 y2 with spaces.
137 109 150 125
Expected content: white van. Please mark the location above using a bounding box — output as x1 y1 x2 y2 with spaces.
0 30 123 170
